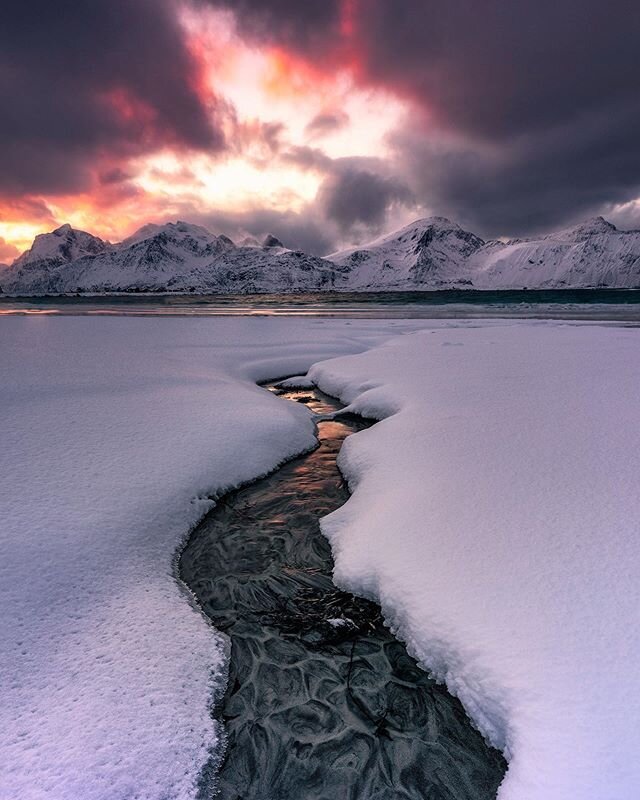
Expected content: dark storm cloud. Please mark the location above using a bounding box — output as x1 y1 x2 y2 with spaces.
187 206 336 255
0 0 225 195
278 149 415 239
211 0 342 55
214 0 640 235
280 146 334 172
98 168 133 186
392 100 640 236
305 111 350 139
318 167 414 231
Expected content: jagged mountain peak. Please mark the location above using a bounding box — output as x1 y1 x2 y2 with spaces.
12 224 110 268
329 216 485 288
239 235 260 247
2 213 639 295
122 220 220 247
262 234 285 248
549 216 618 242
575 215 617 233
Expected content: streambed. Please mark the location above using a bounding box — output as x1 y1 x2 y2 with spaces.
180 383 506 799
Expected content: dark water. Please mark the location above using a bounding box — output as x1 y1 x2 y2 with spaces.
3 289 640 319
180 384 506 799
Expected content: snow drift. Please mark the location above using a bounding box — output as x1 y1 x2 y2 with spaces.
309 321 640 800
0 315 422 800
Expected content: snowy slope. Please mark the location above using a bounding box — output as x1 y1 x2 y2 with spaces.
329 216 484 289
0 315 424 800
309 321 640 800
12 223 111 267
471 217 640 288
0 221 344 295
330 215 640 289
4 224 112 294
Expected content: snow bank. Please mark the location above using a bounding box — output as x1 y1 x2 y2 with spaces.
0 315 422 800
309 320 640 799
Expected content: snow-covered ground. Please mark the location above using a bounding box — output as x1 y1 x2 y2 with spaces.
309 321 640 800
0 316 421 800
3 315 639 800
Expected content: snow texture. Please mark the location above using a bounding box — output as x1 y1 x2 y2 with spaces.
0 315 422 800
309 321 640 800
2 216 640 295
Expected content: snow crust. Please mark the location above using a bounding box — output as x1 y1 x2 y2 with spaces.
0 316 421 800
310 321 640 799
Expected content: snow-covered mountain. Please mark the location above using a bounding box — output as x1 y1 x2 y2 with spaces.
0 221 344 294
330 216 640 289
4 224 113 294
470 217 640 288
2 215 639 295
12 223 112 267
329 217 484 289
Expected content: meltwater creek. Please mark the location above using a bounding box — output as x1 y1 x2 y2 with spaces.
180 382 506 800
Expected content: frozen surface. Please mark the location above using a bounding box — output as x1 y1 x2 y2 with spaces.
310 321 640 799
0 315 422 800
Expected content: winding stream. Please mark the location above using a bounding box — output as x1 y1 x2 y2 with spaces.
180 382 506 799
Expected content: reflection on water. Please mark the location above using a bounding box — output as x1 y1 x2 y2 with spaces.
2 289 640 319
180 383 506 799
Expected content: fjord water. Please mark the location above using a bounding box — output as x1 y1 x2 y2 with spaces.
2 289 640 319
180 384 506 799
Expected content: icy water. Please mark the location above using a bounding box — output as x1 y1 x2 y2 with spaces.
180 383 506 799
3 289 640 319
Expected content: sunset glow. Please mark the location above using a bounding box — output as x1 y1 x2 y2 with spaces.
1 0 638 260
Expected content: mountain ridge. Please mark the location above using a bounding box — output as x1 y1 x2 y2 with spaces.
1 216 639 294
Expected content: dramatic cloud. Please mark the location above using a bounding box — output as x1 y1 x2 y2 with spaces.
318 165 413 232
210 1 343 56
607 199 640 231
184 206 337 255
0 238 20 263
214 0 640 235
280 146 335 173
0 0 226 196
4 0 640 254
305 111 350 139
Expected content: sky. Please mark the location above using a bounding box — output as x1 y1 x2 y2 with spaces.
1 0 639 261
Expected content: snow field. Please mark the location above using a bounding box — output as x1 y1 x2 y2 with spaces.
0 315 421 800
309 320 640 800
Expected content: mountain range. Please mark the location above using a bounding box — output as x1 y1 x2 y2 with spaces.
1 216 639 295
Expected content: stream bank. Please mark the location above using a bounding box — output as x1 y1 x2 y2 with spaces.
179 382 506 799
